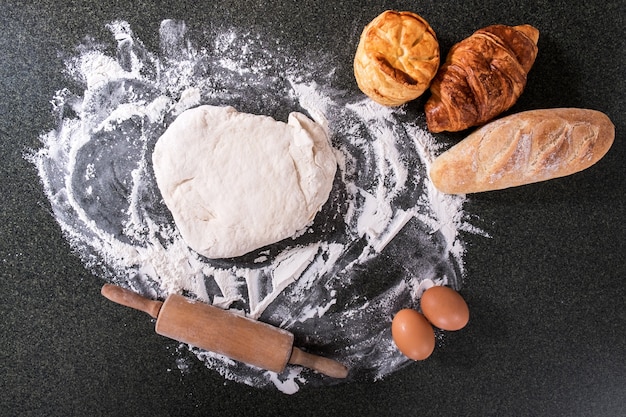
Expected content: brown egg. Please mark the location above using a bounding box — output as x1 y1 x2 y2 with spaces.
391 309 435 360
420 286 469 331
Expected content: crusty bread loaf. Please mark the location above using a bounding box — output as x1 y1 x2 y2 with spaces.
429 108 615 194
353 10 440 106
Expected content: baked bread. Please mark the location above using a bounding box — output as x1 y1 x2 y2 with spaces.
354 10 440 106
429 108 615 194
425 24 539 132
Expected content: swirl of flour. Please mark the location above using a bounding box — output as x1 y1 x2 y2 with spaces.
32 20 480 393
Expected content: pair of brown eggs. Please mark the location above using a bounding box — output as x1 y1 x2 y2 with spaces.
391 286 469 360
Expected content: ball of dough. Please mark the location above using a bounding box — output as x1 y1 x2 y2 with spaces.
152 105 337 259
354 10 440 106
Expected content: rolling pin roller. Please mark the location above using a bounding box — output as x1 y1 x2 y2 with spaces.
101 284 349 378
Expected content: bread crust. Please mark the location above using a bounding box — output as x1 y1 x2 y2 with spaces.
354 10 440 106
429 108 615 194
425 24 539 132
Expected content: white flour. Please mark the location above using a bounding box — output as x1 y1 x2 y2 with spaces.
31 19 481 393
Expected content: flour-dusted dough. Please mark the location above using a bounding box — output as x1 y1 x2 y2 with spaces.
152 105 337 259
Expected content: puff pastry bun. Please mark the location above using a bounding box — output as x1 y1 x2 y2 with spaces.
354 10 440 106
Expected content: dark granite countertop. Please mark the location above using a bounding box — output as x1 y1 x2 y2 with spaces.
1 1 624 416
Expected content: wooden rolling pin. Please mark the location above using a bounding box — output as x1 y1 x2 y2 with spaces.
101 284 348 378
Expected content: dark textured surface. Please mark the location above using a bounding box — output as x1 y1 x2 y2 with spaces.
1 1 624 416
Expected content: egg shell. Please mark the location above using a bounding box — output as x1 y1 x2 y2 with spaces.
420 286 469 331
391 309 435 360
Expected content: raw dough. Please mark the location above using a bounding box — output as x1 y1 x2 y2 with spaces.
152 105 337 259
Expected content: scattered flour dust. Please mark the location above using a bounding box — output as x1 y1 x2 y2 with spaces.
31 19 482 393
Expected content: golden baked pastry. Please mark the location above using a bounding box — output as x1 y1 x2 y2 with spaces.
354 10 440 106
425 24 539 132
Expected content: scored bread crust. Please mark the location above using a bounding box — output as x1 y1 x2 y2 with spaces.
429 108 615 194
354 10 440 106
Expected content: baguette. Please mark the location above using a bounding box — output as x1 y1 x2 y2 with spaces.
429 108 615 194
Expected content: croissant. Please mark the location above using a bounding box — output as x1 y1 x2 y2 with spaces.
425 24 539 133
354 10 440 106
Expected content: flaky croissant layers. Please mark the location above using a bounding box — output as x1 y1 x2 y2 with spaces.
425 24 540 132
354 14 540 134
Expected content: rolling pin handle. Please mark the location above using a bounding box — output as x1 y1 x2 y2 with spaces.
101 284 163 319
288 347 349 379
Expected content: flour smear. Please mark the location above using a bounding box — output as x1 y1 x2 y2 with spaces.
31 19 481 394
